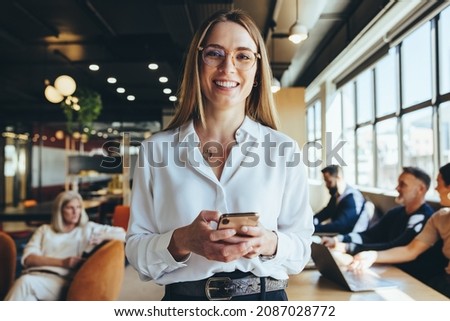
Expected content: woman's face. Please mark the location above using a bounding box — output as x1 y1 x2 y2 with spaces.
435 173 450 206
199 21 258 113
62 198 82 226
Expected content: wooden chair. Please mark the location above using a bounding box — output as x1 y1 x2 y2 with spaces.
66 240 125 300
0 231 17 300
112 205 130 231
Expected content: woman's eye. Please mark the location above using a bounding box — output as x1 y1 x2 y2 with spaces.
206 50 224 58
236 52 252 61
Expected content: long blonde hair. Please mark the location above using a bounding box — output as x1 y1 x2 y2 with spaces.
165 9 279 131
51 190 89 232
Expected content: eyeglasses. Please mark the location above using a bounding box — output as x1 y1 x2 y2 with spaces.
198 45 261 71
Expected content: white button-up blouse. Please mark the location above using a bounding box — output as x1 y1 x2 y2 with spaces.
125 116 314 285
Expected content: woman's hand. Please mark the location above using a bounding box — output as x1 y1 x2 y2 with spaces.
349 250 377 271
61 256 85 269
223 225 278 259
168 210 259 262
322 236 347 253
89 232 105 245
321 236 337 248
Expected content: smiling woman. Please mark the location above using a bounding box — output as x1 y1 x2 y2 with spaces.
125 9 314 301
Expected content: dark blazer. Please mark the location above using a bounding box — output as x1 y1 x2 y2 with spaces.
314 184 365 234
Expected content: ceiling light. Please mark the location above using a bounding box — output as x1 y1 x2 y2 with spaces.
107 77 117 84
159 76 168 83
271 77 281 93
148 63 158 70
117 87 125 93
169 96 177 102
54 75 77 96
163 88 172 94
288 0 308 44
288 22 308 44
89 64 100 71
127 95 135 101
44 76 77 104
44 84 64 103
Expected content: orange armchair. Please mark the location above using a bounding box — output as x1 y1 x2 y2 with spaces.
66 240 125 300
0 231 17 300
112 205 130 231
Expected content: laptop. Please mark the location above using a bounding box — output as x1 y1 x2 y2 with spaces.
310 242 397 292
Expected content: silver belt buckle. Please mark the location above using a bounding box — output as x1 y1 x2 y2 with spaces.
205 277 232 300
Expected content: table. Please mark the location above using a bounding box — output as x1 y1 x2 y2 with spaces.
287 265 449 301
0 199 103 222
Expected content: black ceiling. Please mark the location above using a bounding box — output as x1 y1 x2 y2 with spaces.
0 0 387 131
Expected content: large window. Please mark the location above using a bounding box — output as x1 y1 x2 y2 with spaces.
356 69 374 123
356 126 374 186
401 22 432 107
440 102 450 165
306 100 322 180
341 83 356 184
402 108 434 176
376 49 398 117
439 7 450 94
315 5 450 192
376 118 399 190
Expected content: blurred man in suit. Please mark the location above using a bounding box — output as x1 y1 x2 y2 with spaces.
314 165 366 234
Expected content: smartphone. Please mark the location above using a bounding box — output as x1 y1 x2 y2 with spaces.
217 212 259 231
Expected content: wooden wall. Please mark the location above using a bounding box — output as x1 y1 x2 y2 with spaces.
274 87 306 146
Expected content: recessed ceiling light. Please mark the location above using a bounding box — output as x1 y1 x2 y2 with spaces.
163 88 172 94
127 95 135 101
169 96 177 102
159 76 168 83
117 87 125 93
89 64 100 71
107 77 117 84
148 63 158 70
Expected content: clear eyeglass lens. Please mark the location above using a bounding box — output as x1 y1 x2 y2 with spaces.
201 47 257 70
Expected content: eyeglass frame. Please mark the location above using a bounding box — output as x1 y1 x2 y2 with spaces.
198 45 261 71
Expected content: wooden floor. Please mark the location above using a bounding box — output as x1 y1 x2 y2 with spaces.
118 265 164 300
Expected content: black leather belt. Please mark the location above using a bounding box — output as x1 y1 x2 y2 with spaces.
167 274 288 300
25 269 64 277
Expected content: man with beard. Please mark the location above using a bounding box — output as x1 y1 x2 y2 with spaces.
314 165 366 234
321 166 445 282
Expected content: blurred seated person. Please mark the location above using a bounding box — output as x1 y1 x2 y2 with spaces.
5 191 126 301
322 166 441 282
351 163 450 298
314 165 366 234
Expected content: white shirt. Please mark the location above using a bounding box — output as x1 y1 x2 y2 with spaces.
126 116 314 285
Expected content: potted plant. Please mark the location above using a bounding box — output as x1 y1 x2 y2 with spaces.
62 88 102 135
